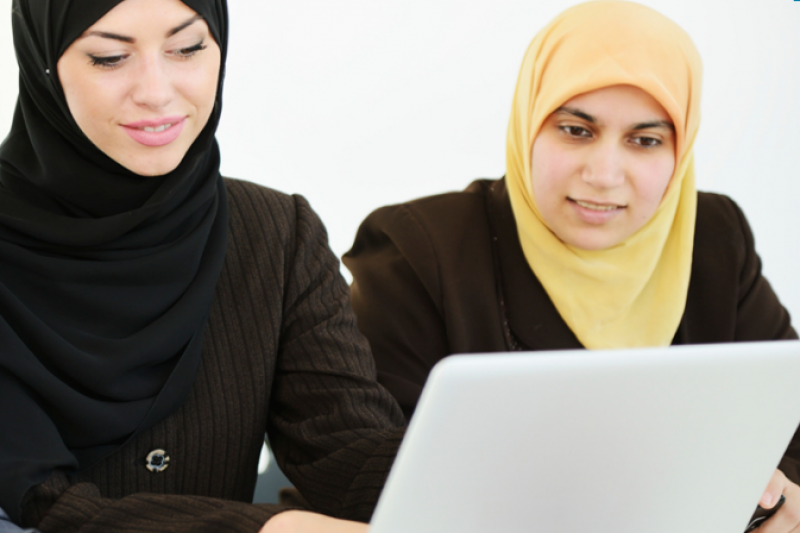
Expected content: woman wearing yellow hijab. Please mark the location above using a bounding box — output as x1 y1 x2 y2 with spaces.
344 1 800 529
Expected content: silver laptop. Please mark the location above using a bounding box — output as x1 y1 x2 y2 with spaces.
370 341 800 533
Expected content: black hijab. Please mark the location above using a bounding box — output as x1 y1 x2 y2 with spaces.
0 0 229 523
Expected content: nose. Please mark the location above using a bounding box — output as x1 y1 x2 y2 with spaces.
130 54 174 110
580 141 626 189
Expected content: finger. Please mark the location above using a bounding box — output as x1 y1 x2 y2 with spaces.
762 470 789 509
760 479 800 533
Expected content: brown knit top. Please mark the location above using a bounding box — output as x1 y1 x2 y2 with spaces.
20 178 406 532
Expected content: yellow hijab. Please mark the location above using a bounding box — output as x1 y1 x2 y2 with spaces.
506 0 703 349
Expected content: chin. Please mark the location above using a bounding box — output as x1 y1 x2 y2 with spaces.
562 233 622 251
120 155 184 178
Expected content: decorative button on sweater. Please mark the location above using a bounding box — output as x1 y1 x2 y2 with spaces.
145 449 170 473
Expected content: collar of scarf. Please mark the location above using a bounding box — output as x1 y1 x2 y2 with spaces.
505 0 702 350
0 0 229 523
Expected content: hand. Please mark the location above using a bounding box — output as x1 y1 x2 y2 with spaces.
260 510 369 533
759 469 800 532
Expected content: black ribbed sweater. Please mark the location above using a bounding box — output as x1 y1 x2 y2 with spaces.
20 178 406 533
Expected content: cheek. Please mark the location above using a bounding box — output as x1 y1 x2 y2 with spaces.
70 85 113 122
59 62 115 138
635 155 676 215
192 51 221 113
190 70 217 108
530 137 577 207
174 60 220 134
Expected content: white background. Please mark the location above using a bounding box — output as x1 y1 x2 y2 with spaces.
1 1 800 322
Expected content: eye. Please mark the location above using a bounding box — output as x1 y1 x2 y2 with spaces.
631 135 662 148
172 41 208 59
88 54 128 69
559 125 592 138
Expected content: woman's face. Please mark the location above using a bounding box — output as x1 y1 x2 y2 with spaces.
57 0 221 177
530 85 676 251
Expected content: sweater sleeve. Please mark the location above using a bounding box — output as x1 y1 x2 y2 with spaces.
26 471 288 533
262 195 405 523
342 204 451 421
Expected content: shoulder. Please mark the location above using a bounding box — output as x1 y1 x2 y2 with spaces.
696 191 746 231
681 192 794 343
356 179 496 247
689 191 755 303
224 177 295 222
223 177 323 239
345 179 499 305
695 191 751 252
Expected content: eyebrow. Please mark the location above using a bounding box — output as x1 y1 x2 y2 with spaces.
554 107 675 131
631 120 675 132
555 107 596 124
167 15 203 37
81 14 203 44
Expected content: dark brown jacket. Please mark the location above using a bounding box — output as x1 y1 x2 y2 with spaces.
21 179 405 533
344 177 800 478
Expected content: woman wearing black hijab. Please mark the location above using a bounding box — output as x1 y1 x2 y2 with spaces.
0 0 403 531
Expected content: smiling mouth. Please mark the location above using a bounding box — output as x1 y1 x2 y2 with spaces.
570 198 626 211
122 117 186 147
140 123 175 133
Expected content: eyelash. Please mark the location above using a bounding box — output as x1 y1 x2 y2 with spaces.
88 41 208 70
174 42 208 58
560 125 592 138
632 136 662 148
558 125 662 148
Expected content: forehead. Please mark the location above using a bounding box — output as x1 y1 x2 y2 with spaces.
557 85 671 124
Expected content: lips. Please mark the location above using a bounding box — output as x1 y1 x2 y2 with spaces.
142 123 173 133
572 199 624 211
121 116 187 147
568 197 626 224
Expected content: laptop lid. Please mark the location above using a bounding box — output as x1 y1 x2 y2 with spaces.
370 341 800 533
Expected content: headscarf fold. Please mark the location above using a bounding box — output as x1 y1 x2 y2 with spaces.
505 0 703 349
0 0 229 523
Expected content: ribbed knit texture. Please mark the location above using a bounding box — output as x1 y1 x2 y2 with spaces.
20 179 406 533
